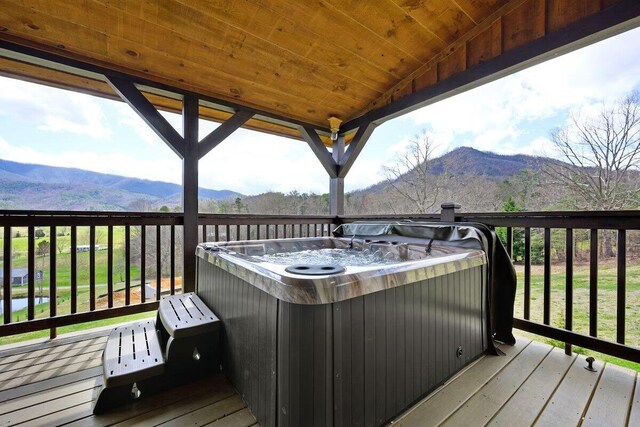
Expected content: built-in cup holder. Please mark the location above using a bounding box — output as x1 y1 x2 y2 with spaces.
285 264 346 275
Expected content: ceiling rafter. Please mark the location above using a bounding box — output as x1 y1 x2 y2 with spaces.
199 111 254 159
299 126 339 178
107 76 186 158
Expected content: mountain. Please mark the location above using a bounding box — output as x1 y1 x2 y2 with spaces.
0 159 239 211
428 146 550 178
358 146 555 195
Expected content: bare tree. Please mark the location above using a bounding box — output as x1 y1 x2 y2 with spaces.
545 91 640 255
36 240 49 296
545 91 640 210
382 130 443 214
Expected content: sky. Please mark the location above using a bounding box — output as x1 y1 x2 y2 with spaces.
0 26 639 196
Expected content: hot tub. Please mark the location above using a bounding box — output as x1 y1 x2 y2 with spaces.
196 221 517 427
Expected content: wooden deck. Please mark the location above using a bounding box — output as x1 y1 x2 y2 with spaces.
0 325 257 427
1 329 639 426
395 337 640 427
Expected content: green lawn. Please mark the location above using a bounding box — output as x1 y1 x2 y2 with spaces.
0 226 164 346
514 259 640 371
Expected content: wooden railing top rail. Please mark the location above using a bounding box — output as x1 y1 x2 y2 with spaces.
0 210 184 227
198 214 334 225
341 210 640 229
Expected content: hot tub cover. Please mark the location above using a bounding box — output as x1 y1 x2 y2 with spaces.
336 221 517 348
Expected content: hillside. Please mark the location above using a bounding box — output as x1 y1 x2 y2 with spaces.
0 147 563 213
358 146 554 194
428 147 550 178
0 159 239 211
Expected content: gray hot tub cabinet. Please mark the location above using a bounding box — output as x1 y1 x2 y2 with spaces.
196 237 488 427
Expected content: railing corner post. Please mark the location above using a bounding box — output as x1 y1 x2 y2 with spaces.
440 202 461 222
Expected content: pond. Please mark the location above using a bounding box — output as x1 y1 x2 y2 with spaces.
0 296 50 314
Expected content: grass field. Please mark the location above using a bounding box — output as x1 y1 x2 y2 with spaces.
513 258 640 371
0 227 168 346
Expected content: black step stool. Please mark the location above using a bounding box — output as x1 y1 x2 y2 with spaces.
93 320 165 413
93 293 221 414
156 292 222 376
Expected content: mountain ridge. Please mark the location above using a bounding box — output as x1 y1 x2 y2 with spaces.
0 158 239 210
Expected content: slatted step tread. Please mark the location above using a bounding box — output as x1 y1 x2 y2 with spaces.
103 320 165 388
159 292 221 339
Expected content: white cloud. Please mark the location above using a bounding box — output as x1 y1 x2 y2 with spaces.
116 104 158 145
0 136 181 183
0 77 111 138
198 129 329 194
406 27 640 157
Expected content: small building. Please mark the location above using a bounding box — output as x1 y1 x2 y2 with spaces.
0 268 44 286
77 245 100 252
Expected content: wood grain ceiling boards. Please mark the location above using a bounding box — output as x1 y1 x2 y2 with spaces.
0 0 634 139
0 0 505 125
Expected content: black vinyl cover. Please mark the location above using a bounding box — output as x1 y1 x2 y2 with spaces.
336 221 517 351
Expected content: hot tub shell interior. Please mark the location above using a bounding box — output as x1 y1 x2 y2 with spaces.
196 236 488 427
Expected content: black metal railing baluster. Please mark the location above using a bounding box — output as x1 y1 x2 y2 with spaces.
50 226 57 339
27 226 35 320
590 229 598 337
565 228 573 355
90 226 96 311
617 229 626 344
506 227 513 260
524 227 531 320
3 227 11 324
70 226 77 314
170 225 175 295
543 228 551 325
108 226 113 308
141 225 146 303
156 225 161 301
125 225 131 306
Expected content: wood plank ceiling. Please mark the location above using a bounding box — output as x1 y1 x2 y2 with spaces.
0 0 631 141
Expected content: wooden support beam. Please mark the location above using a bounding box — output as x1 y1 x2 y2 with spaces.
337 122 377 178
182 94 199 293
299 126 338 178
199 110 254 159
106 76 185 158
330 136 345 216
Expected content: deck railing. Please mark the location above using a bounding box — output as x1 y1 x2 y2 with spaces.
0 211 184 337
1 208 639 364
197 214 332 242
0 212 332 338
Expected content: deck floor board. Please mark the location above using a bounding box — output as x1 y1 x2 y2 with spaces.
0 326 256 427
396 336 637 427
0 330 637 426
581 363 637 427
396 338 531 427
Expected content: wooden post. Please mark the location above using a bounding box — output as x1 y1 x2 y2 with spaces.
440 203 461 222
183 95 199 293
330 136 345 217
